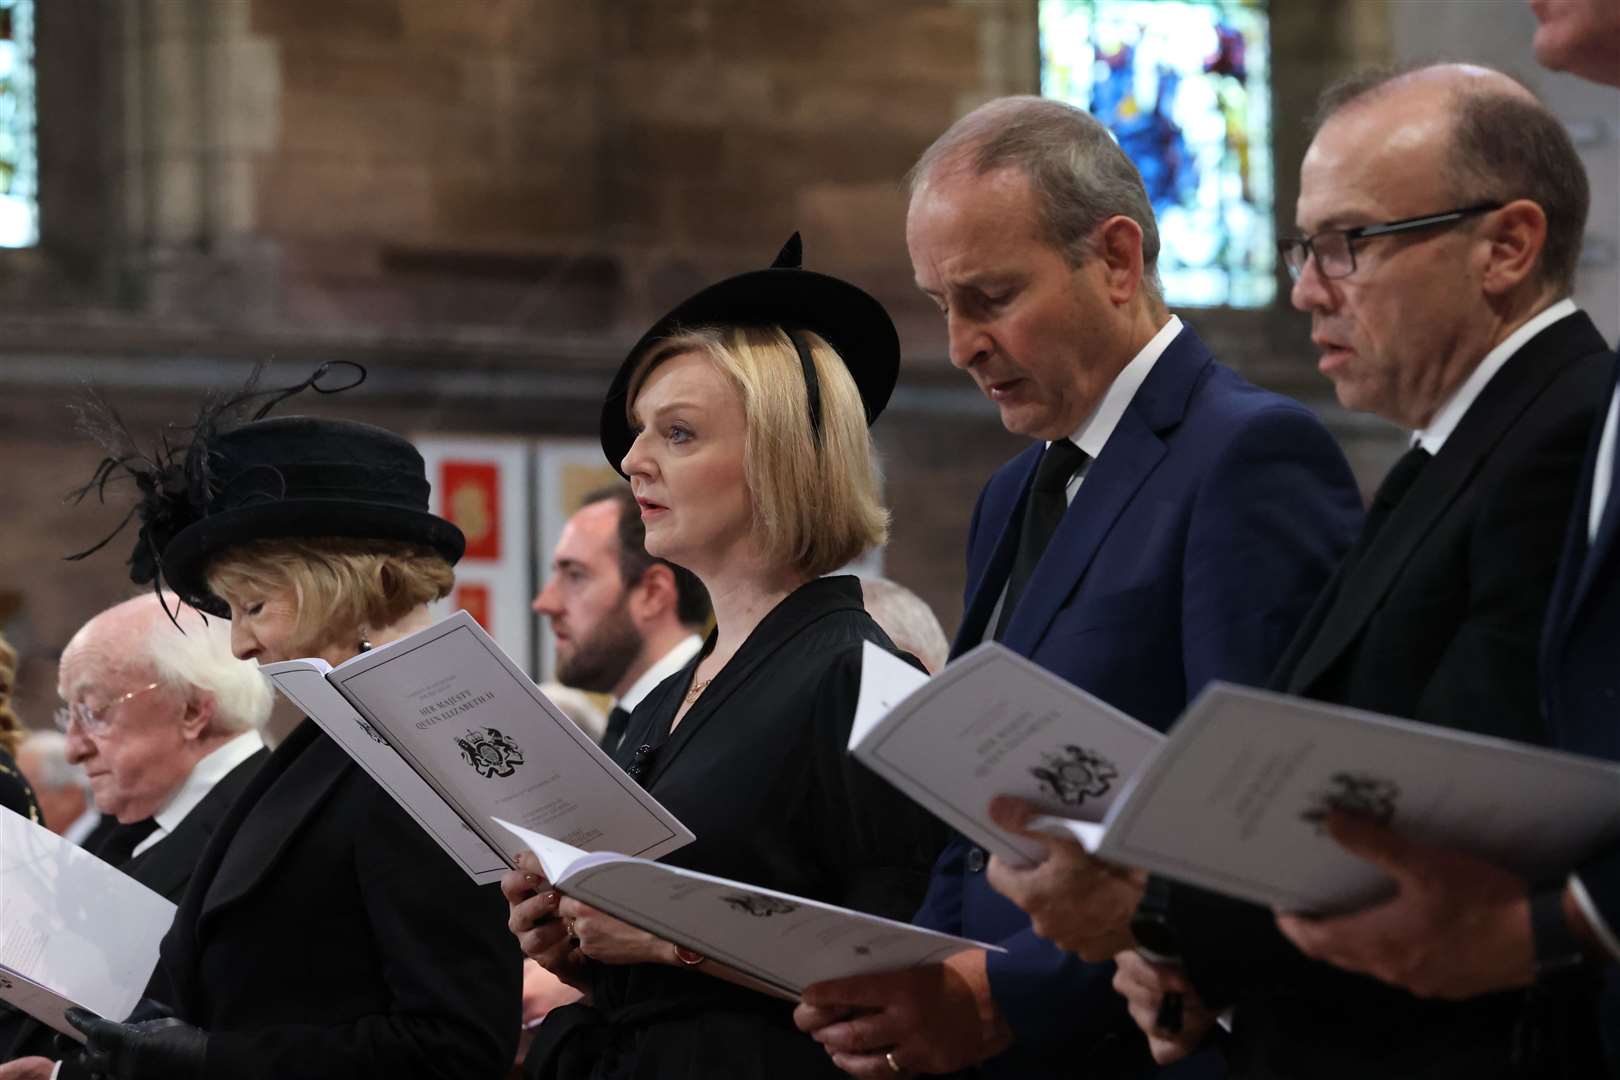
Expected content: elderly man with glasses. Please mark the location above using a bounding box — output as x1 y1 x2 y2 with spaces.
984 63 1614 1079
0 593 272 1080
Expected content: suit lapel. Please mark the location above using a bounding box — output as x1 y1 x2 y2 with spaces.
1288 317 1597 693
951 450 1040 657
999 326 1209 654
650 577 865 779
197 730 349 930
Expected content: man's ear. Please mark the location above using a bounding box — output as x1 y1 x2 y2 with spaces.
179 692 216 741
1479 198 1548 298
627 564 677 626
1095 215 1147 305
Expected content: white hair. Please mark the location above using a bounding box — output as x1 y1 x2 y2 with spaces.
139 599 274 734
860 577 950 675
18 731 90 793
540 682 608 744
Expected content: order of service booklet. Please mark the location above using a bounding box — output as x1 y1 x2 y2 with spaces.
853 642 1620 914
850 641 1165 867
260 610 693 885
495 818 1000 999
0 810 177 1040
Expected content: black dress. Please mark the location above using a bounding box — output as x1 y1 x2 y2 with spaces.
0 747 40 824
527 576 951 1080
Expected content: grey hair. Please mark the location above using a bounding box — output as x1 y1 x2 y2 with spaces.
859 577 950 675
18 731 90 793
909 95 1164 306
138 598 273 734
540 682 608 745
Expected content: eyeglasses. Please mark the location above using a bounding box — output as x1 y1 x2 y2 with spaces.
1279 203 1503 282
54 682 163 737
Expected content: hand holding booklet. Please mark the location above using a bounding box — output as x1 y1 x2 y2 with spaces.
0 811 176 1040
261 610 692 884
494 818 998 999
853 642 1620 914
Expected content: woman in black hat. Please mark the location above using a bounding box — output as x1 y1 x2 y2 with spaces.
503 238 950 1079
57 372 520 1080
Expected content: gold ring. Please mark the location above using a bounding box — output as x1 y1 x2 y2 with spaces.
564 919 577 938
885 1050 902 1074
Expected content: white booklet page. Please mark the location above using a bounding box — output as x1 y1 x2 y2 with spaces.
262 610 693 883
0 812 176 1040
1064 682 1620 914
850 641 1164 867
496 818 999 999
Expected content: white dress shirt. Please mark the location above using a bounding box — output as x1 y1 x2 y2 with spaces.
130 730 264 859
1412 299 1577 455
614 634 703 716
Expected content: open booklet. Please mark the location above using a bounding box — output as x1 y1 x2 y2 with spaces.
0 811 176 1041
495 818 999 1000
261 610 693 885
854 642 1620 914
850 641 1164 868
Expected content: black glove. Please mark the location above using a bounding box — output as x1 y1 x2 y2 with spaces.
64 1007 207 1080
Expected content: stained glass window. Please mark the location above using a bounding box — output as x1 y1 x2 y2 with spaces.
0 0 36 249
1040 0 1274 308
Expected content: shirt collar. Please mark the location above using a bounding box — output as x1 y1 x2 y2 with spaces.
1413 299 1579 454
615 634 703 714
1064 315 1183 457
147 730 264 841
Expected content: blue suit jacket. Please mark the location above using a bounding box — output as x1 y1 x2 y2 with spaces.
912 324 1363 1078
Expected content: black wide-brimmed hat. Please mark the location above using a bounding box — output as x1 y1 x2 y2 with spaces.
68 363 464 619
599 233 901 476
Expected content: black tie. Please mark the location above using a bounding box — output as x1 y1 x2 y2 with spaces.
602 705 632 755
91 817 160 869
996 439 1089 639
1362 446 1432 545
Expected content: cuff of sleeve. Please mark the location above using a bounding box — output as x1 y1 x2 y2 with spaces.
50 1063 61 1080
985 931 1125 1051
1569 872 1620 963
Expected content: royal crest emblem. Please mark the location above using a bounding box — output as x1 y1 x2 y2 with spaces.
1030 745 1119 806
1300 772 1400 833
456 727 525 779
720 893 799 918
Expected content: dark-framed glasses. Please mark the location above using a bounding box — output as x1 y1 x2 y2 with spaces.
1279 202 1503 282
53 681 163 737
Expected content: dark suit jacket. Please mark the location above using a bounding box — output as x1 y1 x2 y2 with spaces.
1 748 267 1063
1166 311 1615 1079
912 323 1364 1079
1541 353 1620 1073
156 719 521 1080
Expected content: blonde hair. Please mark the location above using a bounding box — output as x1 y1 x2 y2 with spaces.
0 631 20 756
630 326 888 579
206 537 454 656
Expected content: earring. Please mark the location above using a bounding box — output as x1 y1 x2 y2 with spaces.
358 629 374 653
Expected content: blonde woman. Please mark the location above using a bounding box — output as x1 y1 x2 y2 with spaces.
61 386 520 1080
504 237 950 1079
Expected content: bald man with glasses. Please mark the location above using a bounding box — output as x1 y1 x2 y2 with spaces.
998 63 1614 1078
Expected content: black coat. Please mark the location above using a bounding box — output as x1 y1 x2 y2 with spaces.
0 747 40 824
155 719 521 1080
527 575 951 1080
1164 311 1616 1079
1 749 268 1064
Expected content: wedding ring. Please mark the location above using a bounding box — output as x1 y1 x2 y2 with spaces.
885 1050 902 1074
564 919 578 940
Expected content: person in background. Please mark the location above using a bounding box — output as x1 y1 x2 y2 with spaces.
858 577 949 674
533 486 710 754
795 95 1361 1080
539 682 610 745
16 730 97 842
0 631 41 824
504 235 949 1079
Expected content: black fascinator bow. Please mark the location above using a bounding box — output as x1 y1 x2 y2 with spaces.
65 361 368 622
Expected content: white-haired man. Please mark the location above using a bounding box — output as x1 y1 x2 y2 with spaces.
0 594 272 1078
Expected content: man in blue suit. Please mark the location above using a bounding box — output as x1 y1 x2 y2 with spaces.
792 95 1363 1079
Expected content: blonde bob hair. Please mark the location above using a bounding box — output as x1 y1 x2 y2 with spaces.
205 537 454 656
629 326 889 579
